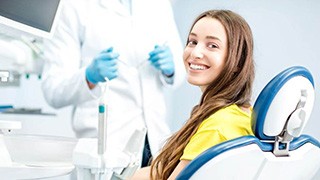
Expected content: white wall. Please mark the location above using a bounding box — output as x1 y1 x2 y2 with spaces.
169 0 320 141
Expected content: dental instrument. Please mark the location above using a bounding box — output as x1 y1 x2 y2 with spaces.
96 77 109 179
73 76 145 180
98 77 108 156
117 41 168 70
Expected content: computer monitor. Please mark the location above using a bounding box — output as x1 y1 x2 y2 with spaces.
0 0 62 39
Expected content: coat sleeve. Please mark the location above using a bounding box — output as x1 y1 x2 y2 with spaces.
158 0 186 89
41 0 102 109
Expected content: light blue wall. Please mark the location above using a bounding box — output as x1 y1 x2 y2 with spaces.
169 0 320 142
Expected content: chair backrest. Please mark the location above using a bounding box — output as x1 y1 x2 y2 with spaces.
176 66 320 180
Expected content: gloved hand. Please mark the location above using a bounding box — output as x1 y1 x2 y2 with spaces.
86 47 119 84
148 45 175 77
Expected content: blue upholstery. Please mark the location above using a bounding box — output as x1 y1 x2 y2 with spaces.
176 66 320 180
252 66 314 140
176 134 320 180
176 136 267 180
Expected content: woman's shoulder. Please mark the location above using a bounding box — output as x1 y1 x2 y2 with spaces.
203 104 252 126
199 104 254 137
211 104 251 116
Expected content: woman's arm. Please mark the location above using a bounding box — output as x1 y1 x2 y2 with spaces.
130 166 151 180
168 160 190 180
130 160 189 180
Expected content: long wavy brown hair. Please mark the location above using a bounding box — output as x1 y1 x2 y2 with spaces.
150 10 255 179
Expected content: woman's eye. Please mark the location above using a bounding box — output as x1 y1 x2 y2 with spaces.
208 43 218 48
187 40 197 46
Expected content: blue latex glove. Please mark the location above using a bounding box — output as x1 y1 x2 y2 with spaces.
86 47 119 84
148 45 175 77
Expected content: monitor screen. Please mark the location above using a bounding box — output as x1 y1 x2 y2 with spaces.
0 0 62 39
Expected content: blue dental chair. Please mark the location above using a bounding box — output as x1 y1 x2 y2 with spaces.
176 66 320 180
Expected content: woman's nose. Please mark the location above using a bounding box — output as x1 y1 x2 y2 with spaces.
191 45 204 59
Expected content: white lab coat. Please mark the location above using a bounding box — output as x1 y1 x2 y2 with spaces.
41 0 185 164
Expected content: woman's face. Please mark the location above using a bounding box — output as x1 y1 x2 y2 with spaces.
183 17 228 92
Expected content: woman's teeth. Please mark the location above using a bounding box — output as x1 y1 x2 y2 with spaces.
190 63 207 70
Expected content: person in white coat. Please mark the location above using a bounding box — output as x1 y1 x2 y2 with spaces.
41 0 185 167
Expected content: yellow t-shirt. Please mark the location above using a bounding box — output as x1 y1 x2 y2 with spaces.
180 104 254 160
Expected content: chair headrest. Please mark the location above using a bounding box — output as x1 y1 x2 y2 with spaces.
252 66 315 141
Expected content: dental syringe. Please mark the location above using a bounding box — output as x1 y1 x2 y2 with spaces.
98 102 107 155
98 78 109 155
95 78 109 179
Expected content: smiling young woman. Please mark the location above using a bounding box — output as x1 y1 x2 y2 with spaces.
131 9 255 180
183 16 228 92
